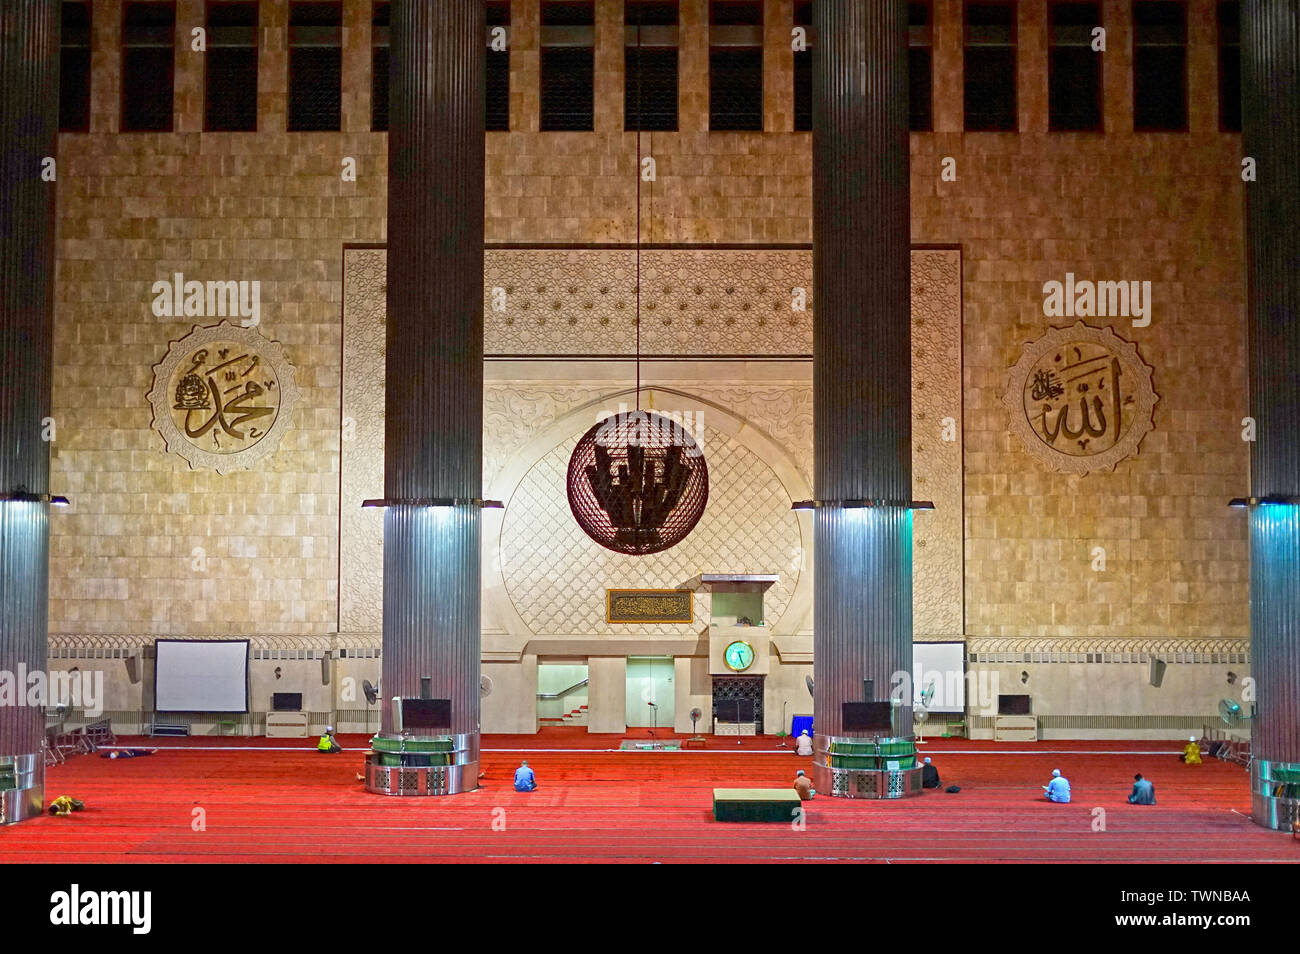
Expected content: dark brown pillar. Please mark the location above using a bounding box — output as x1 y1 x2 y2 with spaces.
1242 0 1300 830
366 0 485 797
811 0 916 798
0 0 59 824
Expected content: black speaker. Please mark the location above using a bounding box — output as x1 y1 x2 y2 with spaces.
321 653 331 685
862 679 874 701
420 676 432 700
124 655 140 685
1149 658 1167 688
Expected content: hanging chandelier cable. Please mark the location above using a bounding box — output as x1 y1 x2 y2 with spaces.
634 6 643 410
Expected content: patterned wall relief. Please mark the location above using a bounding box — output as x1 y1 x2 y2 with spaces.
147 321 301 475
499 420 802 636
1003 322 1158 475
910 250 964 638
340 246 964 643
483 248 812 355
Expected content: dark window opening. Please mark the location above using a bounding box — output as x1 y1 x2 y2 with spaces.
1218 1 1240 132
1048 2 1102 131
205 1 259 132
793 0 811 131
122 1 175 132
541 1 594 130
964 2 1016 132
1133 1 1187 132
710 1 763 131
372 1 388 131
288 1 342 132
910 1 933 131
60 1 92 133
487 1 511 131
626 1 679 131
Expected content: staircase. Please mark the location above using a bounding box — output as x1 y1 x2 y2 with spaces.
539 704 589 727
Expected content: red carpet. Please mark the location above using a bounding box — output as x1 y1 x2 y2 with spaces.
4 730 1296 864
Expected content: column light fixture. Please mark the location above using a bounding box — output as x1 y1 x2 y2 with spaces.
362 498 504 509
790 499 934 511
0 492 70 506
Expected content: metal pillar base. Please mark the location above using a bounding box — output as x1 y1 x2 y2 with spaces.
365 757 479 796
1250 759 1300 831
814 764 923 799
813 735 923 799
363 732 479 797
0 755 42 824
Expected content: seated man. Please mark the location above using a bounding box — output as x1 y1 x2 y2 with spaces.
792 769 814 800
1181 736 1202 765
794 730 814 757
514 760 537 792
1128 773 1156 805
316 725 342 754
1042 768 1071 803
920 756 941 789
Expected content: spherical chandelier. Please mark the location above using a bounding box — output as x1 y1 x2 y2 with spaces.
565 14 709 556
567 411 708 555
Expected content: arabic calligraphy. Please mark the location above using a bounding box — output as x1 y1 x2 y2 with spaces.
1028 345 1134 456
149 321 301 476
170 344 278 452
1003 322 1158 476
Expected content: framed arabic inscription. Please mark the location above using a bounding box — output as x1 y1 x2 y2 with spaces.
1003 322 1157 475
148 321 302 475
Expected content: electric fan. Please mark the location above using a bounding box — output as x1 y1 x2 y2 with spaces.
914 681 936 743
1219 698 1248 726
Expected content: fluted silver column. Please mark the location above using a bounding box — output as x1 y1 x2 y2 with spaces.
0 0 58 825
369 0 484 795
1242 0 1300 830
811 0 914 796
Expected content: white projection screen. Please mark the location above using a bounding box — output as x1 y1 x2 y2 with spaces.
912 641 966 713
155 639 250 713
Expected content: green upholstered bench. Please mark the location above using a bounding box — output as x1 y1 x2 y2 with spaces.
713 788 802 823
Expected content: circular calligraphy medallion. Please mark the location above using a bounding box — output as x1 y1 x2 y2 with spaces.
148 322 301 475
1003 322 1157 475
566 410 709 556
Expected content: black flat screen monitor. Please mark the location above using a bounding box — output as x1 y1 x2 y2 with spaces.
843 701 893 732
271 692 302 712
402 697 452 730
999 694 1032 715
715 699 754 723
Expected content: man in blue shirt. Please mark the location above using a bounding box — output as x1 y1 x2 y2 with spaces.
513 760 537 792
1128 773 1156 805
1042 768 1071 803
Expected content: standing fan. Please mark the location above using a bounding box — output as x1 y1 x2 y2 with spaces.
361 679 380 735
914 681 936 743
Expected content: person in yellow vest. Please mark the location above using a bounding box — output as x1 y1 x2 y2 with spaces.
317 725 342 754
1181 736 1202 765
47 795 85 816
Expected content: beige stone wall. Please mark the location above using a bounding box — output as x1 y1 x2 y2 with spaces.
47 0 1248 734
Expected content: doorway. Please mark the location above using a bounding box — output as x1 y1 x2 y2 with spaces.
537 661 589 727
625 656 674 728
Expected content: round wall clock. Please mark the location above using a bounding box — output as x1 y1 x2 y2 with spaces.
723 640 756 672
